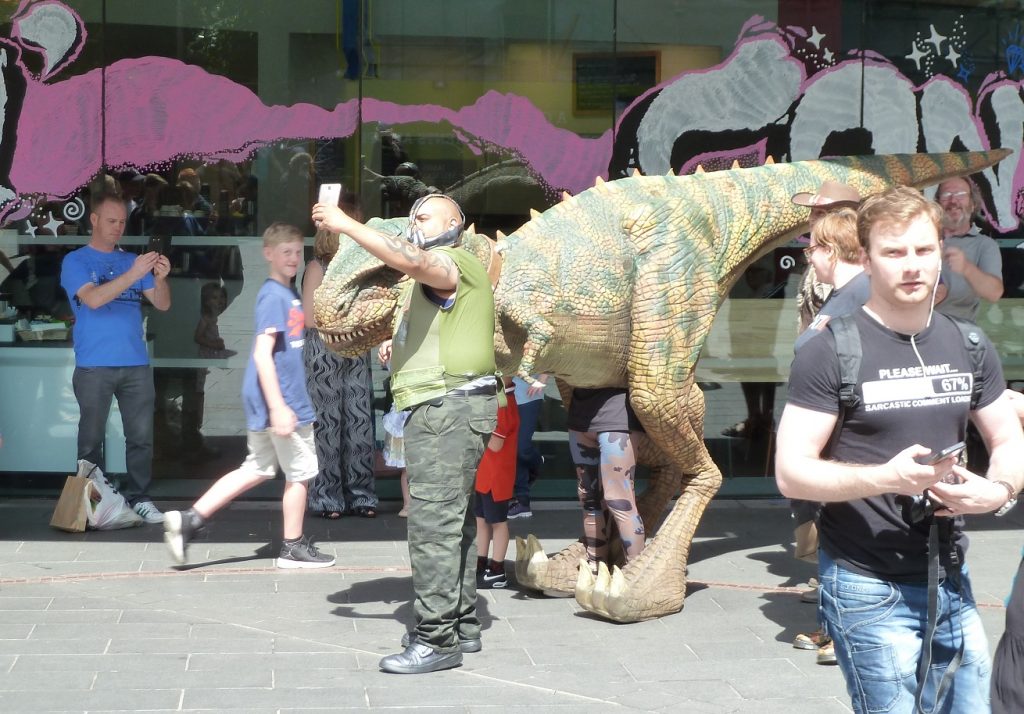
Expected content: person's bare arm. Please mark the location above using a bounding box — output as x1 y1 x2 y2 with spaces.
251 331 296 436
301 258 324 328
929 392 1024 514
944 246 1003 302
311 203 457 291
77 252 162 309
774 404 955 502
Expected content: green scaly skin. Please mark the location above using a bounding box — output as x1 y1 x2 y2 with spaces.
315 150 1009 622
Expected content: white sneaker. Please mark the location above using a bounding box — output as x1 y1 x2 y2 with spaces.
133 501 165 524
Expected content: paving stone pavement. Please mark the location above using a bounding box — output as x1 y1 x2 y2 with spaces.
0 498 1020 713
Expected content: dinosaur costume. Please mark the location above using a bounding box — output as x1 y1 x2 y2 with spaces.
314 150 1009 623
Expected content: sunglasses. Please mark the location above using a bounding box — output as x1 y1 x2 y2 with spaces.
938 190 969 200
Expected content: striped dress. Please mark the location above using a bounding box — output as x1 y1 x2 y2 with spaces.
302 327 377 513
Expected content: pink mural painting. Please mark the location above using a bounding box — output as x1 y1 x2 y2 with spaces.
2 3 1024 231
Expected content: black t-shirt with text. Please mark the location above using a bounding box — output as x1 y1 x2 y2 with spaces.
786 309 1004 581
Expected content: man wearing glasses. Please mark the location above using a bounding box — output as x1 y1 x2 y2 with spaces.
935 177 1003 322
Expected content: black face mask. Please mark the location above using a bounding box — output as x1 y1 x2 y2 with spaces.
404 194 465 250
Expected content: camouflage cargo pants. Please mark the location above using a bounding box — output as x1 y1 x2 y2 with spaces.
404 393 497 653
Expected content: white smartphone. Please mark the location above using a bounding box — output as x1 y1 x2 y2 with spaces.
318 183 343 207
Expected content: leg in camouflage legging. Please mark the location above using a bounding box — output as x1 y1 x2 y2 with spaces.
570 429 645 571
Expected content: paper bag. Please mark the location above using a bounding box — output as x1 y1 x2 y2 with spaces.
50 475 91 532
794 520 819 563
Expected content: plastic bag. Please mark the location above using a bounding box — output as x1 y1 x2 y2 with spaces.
77 460 144 530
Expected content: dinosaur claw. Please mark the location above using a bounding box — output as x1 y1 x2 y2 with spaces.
516 539 584 597
513 534 547 587
574 559 595 609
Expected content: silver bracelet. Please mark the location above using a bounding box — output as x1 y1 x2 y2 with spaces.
994 480 1018 517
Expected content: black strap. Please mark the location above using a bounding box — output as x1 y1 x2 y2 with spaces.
825 313 862 457
913 521 965 714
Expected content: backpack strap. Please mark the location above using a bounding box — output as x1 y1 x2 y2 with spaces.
942 314 986 410
824 313 862 457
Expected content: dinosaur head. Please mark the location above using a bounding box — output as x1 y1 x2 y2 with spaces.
313 212 495 357
313 216 410 356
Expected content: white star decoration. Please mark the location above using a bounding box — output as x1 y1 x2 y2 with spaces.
808 26 826 49
927 24 946 53
946 46 961 67
42 212 62 236
907 41 927 70
823 48 834 63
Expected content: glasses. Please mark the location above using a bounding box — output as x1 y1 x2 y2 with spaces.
802 244 824 258
938 190 969 200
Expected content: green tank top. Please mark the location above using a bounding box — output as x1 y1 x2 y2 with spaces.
390 247 497 410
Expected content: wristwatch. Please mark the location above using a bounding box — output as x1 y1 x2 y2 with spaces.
993 480 1019 517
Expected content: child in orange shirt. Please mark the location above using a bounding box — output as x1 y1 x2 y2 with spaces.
474 377 519 588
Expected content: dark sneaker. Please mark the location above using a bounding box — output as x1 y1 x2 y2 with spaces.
507 501 532 519
276 535 335 569
379 642 462 674
480 566 508 589
401 631 481 654
133 500 165 524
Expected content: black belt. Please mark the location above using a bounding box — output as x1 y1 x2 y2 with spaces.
448 384 496 397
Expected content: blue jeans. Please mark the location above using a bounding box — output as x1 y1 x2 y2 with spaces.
72 366 155 506
819 549 991 714
513 398 543 505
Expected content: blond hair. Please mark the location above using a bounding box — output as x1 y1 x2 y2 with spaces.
857 186 942 251
262 222 304 248
811 207 860 264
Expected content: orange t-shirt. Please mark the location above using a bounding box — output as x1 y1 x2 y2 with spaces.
474 389 519 501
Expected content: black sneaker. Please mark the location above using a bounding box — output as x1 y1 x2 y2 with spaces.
480 564 508 589
276 535 335 569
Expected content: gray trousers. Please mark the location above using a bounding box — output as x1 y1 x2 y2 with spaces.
404 393 496 653
72 366 155 505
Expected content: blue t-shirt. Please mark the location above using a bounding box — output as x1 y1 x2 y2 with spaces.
241 279 315 431
60 245 155 367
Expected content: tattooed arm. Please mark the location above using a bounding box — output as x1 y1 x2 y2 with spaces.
311 202 457 291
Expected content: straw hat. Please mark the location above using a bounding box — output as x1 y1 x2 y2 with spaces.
791 180 861 207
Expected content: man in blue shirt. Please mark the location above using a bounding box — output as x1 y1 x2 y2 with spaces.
60 193 171 524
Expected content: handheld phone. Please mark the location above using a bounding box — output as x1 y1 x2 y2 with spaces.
920 441 966 466
318 183 343 207
146 234 171 256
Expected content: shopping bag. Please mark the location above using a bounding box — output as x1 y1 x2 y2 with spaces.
80 460 144 530
49 475 91 532
794 520 819 563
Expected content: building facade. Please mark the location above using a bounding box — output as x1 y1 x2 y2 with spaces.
1 0 1022 498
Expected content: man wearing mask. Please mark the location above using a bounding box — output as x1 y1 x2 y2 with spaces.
312 194 498 675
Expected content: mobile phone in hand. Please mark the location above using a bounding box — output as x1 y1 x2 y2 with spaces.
146 234 171 256
919 441 966 466
318 183 343 207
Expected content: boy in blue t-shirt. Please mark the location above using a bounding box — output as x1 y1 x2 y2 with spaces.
163 223 334 569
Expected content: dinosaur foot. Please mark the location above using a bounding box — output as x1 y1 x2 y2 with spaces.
513 535 585 596
573 538 687 623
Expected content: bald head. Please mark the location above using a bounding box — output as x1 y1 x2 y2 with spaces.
409 194 465 246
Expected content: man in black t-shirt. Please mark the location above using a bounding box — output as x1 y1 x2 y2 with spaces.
776 186 1024 714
